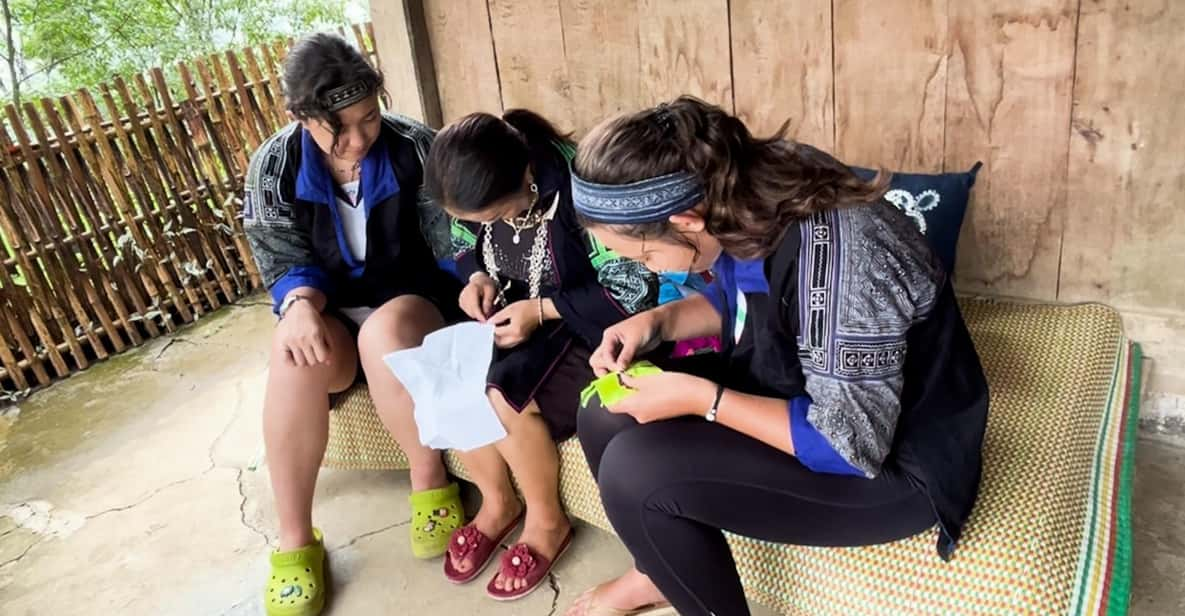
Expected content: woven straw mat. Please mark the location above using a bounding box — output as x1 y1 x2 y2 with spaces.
322 298 1140 616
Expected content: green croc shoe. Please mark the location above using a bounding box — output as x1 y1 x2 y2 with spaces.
410 482 464 559
265 528 326 616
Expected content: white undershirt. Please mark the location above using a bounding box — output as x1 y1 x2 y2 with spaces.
335 180 374 326
336 180 367 262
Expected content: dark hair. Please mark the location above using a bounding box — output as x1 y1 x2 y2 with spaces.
574 96 890 260
282 33 384 148
425 109 572 213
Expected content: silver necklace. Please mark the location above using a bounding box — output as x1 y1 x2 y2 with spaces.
330 158 362 203
482 192 560 304
503 183 541 244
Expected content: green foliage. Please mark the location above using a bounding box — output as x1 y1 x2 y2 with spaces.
2 0 359 103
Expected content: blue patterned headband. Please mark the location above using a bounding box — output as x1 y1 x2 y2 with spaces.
571 171 704 224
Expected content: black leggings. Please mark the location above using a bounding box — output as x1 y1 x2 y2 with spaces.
578 401 936 616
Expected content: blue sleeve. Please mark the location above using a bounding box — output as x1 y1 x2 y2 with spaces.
789 395 865 477
269 265 332 314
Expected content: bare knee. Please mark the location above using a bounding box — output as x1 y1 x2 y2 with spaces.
357 296 444 362
267 322 355 395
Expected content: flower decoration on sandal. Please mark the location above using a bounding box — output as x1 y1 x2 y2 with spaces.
449 525 485 561
501 544 538 579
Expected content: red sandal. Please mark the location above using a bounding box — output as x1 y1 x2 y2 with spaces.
443 511 524 585
486 528 575 601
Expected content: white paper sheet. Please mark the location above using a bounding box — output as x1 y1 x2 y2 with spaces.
383 321 506 451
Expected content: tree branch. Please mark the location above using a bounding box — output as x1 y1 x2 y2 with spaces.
2 0 19 105
17 8 138 86
160 0 186 20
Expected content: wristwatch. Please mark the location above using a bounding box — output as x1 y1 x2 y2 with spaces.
705 383 726 422
278 294 310 319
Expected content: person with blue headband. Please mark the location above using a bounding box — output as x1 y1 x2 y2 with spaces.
564 97 989 616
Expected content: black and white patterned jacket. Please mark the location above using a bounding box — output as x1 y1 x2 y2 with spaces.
242 114 458 313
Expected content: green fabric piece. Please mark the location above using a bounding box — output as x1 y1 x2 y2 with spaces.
580 361 664 408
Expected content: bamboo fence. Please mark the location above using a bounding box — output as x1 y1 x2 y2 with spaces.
0 23 381 393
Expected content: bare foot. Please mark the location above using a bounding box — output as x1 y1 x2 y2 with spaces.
491 512 573 592
566 567 669 615
450 492 523 574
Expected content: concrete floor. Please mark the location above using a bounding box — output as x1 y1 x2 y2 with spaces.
0 299 1182 615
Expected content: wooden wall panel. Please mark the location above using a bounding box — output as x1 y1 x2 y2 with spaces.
833 0 948 171
731 0 834 148
636 0 733 111
559 0 643 133
488 0 576 131
423 0 503 123
371 0 442 125
1061 0 1185 312
945 1 1078 299
371 0 1185 402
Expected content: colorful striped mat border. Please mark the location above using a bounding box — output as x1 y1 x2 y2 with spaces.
1070 341 1141 616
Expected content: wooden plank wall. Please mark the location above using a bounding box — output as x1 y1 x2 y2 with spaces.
1062 0 1185 393
376 0 1185 393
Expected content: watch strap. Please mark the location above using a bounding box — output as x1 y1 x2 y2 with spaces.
279 294 310 319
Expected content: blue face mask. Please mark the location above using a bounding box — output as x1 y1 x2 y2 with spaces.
659 270 692 286
663 248 704 286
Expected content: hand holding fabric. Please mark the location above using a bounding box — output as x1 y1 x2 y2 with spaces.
606 372 714 424
459 273 499 322
490 300 541 349
589 310 663 376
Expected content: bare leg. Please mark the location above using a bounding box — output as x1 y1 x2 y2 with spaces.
449 445 523 573
357 295 450 491
264 315 357 551
487 391 572 592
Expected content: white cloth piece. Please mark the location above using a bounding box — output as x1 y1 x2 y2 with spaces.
335 180 367 262
383 322 506 451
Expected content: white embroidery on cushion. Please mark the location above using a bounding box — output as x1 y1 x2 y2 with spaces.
883 188 940 234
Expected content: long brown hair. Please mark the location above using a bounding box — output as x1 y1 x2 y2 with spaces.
574 96 890 260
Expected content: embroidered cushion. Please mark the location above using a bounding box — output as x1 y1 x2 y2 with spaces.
851 163 982 273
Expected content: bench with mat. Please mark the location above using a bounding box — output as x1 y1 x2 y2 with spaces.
323 298 1141 615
